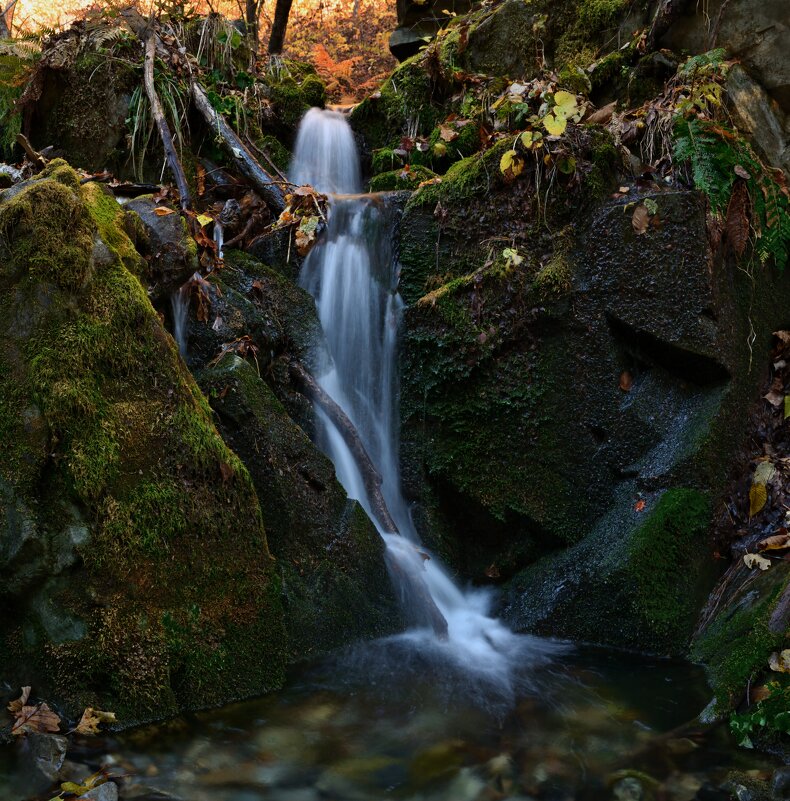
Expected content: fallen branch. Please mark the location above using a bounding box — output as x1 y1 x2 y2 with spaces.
144 31 191 210
289 361 448 641
15 133 45 170
290 361 396 533
190 80 286 213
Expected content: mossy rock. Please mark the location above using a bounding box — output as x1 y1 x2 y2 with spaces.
196 356 400 659
369 165 438 192
0 162 287 721
692 563 789 713
505 488 715 654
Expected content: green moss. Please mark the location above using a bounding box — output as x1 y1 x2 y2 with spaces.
369 165 438 192
350 54 442 151
0 168 94 290
0 164 287 720
692 564 788 712
300 74 326 108
256 134 291 172
621 489 712 649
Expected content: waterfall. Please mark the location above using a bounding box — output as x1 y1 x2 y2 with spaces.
291 108 560 691
171 283 190 358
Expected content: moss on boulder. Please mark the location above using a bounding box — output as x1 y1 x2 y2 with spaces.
0 163 286 721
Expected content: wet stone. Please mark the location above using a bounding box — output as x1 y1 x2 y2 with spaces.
773 768 790 800
22 733 68 787
78 782 119 801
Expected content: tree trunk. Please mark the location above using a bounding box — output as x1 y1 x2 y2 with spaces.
190 80 286 212
267 0 294 55
143 32 191 210
0 0 19 38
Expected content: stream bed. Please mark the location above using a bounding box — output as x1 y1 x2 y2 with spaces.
1 639 780 801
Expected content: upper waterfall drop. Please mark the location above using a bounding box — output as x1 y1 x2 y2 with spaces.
290 107 362 195
290 107 564 693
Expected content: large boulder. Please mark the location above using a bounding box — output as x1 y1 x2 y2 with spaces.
397 141 790 655
0 162 287 721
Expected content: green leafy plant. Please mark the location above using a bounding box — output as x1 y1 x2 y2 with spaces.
730 676 790 748
674 117 790 270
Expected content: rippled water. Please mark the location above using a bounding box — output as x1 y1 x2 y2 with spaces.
2 644 777 801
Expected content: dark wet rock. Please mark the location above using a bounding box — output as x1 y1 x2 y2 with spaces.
662 0 790 115
725 65 790 176
180 248 326 428
78 782 119 801
772 768 790 800
125 197 199 302
398 142 790 655
20 732 68 787
196 355 399 658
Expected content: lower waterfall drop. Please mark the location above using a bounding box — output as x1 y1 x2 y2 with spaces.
292 108 561 692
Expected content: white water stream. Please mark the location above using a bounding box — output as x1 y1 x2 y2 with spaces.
292 108 560 691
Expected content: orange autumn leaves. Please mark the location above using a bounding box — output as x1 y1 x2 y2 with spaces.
6 686 116 736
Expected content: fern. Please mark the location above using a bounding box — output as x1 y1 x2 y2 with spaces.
674 117 790 270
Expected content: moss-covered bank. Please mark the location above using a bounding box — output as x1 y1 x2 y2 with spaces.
0 163 286 721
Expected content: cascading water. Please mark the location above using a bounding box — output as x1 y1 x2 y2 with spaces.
170 284 190 358
292 107 562 695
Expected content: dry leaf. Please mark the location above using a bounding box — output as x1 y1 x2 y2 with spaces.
634 499 646 512
585 101 617 126
753 461 776 485
75 707 117 736
743 552 771 570
7 687 30 715
619 371 633 391
11 702 61 736
632 204 649 235
153 206 177 216
758 533 790 551
749 483 768 517
768 650 790 673
439 125 458 142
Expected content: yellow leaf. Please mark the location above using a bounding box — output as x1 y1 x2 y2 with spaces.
543 114 567 136
743 552 771 570
749 483 767 517
75 707 117 736
520 130 543 150
784 395 790 419
196 214 213 227
499 149 523 178
553 90 578 118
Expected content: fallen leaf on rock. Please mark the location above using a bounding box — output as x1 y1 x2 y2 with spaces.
753 461 777 485
11 702 61 736
619 371 633 391
758 533 790 551
585 100 617 126
743 552 771 570
75 707 117 736
749 483 767 517
484 564 501 579
153 206 177 216
634 499 646 512
632 204 649 235
769 650 790 673
7 687 30 715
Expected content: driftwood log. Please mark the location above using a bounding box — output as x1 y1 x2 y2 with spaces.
290 361 449 640
144 32 191 210
191 80 286 212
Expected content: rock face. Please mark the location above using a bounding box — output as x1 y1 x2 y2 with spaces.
397 147 790 655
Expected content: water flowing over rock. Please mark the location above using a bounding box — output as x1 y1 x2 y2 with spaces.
291 107 564 687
